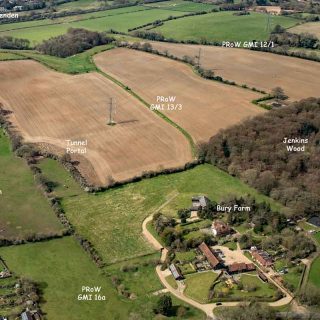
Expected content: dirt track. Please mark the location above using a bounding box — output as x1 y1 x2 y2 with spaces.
94 48 263 143
0 60 192 186
144 42 320 101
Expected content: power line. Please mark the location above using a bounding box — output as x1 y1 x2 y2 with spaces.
107 97 116 126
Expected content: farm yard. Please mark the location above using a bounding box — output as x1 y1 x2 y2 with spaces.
152 11 299 43
290 22 320 39
0 60 192 186
146 41 320 100
0 130 63 239
39 160 280 264
94 48 263 142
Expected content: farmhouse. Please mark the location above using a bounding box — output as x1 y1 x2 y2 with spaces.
251 249 273 267
258 271 268 282
21 311 33 320
211 220 231 237
169 263 183 280
198 242 221 269
227 262 255 274
307 216 320 228
191 196 209 211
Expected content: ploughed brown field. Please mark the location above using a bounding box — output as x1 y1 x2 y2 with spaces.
143 42 320 101
94 48 263 143
0 60 192 186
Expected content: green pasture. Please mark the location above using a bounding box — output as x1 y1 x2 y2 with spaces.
0 7 187 43
153 11 299 43
184 271 219 303
308 255 320 288
0 131 63 239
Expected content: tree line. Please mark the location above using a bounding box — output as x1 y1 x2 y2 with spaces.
37 28 115 57
199 97 320 218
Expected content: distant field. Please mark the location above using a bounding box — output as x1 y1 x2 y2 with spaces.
308 255 320 288
94 48 263 142
0 60 191 186
290 22 320 39
0 131 63 239
144 0 217 12
148 41 320 100
0 7 187 42
152 11 299 42
40 159 282 264
58 0 103 10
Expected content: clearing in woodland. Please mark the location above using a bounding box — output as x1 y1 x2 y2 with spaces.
145 41 320 101
0 60 192 187
94 48 263 143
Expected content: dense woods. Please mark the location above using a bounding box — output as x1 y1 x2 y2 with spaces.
37 28 114 57
201 98 320 218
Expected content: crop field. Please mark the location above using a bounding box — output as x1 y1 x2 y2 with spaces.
40 159 281 264
0 131 63 239
147 41 320 100
290 22 320 39
94 48 263 142
144 0 217 12
0 60 192 186
0 7 187 42
152 11 299 43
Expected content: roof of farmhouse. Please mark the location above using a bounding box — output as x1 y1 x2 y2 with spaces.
199 242 220 268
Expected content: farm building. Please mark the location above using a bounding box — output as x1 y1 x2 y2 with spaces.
169 263 183 280
258 271 268 282
191 196 209 211
198 242 221 269
21 311 33 320
307 216 320 227
227 262 255 274
251 249 273 267
211 220 231 237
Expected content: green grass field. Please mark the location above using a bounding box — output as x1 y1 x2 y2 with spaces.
308 255 320 288
0 238 204 319
283 266 303 293
214 274 277 301
0 131 63 239
39 160 282 264
8 44 114 74
0 237 128 320
0 51 26 61
0 7 187 43
144 0 217 12
184 271 219 303
153 11 299 42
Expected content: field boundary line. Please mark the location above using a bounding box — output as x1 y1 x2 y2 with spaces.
94 64 196 157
